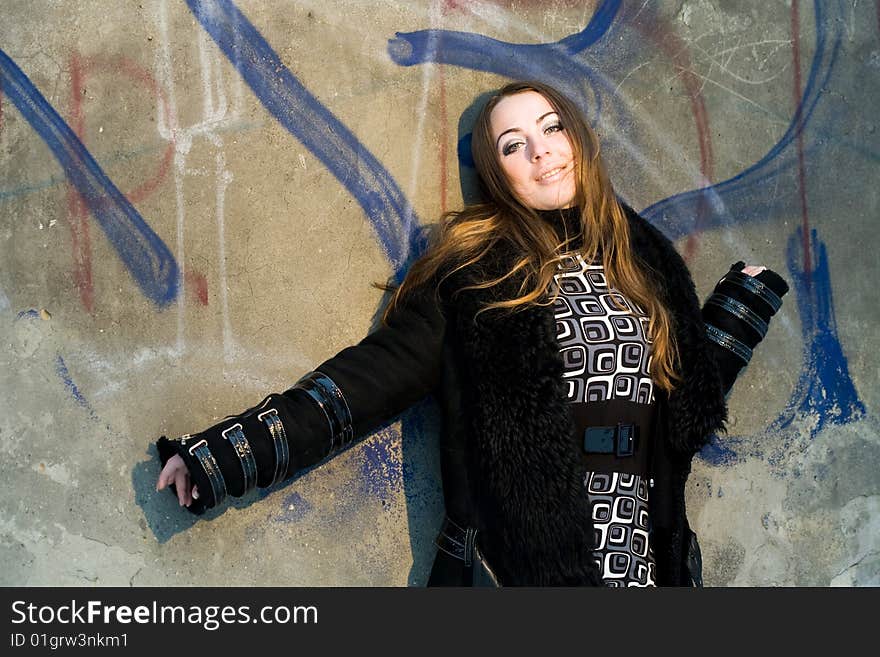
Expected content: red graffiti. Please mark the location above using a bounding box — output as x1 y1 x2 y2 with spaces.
63 52 208 311
66 53 95 313
185 270 209 306
633 16 714 263
77 55 175 204
434 4 716 263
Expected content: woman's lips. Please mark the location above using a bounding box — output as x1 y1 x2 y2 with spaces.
535 163 569 183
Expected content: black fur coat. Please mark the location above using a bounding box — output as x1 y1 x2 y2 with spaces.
160 202 788 585
315 204 729 586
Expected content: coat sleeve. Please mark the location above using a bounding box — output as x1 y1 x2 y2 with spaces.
156 280 446 514
701 261 789 395
311 281 446 441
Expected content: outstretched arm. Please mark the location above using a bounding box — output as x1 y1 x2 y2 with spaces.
154 281 446 514
701 261 789 396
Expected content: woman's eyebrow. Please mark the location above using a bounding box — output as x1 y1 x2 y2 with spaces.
495 111 559 149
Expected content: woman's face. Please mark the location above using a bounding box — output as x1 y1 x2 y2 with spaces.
489 91 577 211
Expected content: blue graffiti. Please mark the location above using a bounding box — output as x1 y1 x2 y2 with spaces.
274 491 313 522
769 228 866 431
6 0 861 492
359 426 403 503
699 435 747 468
642 0 843 239
13 314 103 419
54 355 100 421
0 120 260 202
0 49 179 307
196 0 860 479
16 309 40 320
388 0 621 121
385 0 864 471
186 0 423 280
386 1 846 243
700 227 866 468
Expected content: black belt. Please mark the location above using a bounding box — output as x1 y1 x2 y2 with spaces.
187 438 227 506
583 422 636 457
717 270 783 313
290 370 354 456
435 516 477 566
257 407 291 486
434 516 501 586
705 324 753 364
221 423 257 492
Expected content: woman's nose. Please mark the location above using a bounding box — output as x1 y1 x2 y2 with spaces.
530 138 551 161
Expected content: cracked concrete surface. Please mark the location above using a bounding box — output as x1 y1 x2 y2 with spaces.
1 1 877 586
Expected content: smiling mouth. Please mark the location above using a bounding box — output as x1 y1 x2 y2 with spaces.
536 165 568 182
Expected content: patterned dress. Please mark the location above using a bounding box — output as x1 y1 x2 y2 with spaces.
553 251 658 587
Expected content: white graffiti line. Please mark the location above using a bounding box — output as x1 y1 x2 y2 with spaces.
458 0 554 43
630 1 651 24
404 0 442 232
198 26 216 121
201 16 238 363
710 38 793 60
587 63 713 195
156 0 187 355
231 22 245 116
155 0 245 358
215 149 235 363
664 65 788 126
688 38 794 86
198 22 230 132
613 58 655 96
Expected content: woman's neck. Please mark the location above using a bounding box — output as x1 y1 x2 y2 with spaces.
537 206 584 250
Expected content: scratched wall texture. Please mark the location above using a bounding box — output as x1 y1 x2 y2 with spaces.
1 0 877 586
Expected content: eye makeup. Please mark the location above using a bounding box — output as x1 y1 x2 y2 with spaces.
498 116 565 157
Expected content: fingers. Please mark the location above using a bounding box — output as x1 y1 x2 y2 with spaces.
156 454 195 507
173 467 192 507
742 265 767 277
156 459 173 491
156 454 183 491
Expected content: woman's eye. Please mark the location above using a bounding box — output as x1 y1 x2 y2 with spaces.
502 141 524 156
544 122 564 134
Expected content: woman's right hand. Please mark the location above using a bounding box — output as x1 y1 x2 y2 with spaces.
156 454 199 507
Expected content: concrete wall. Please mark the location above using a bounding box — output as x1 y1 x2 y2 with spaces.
1 0 877 586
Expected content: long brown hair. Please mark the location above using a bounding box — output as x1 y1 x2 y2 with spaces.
382 81 681 391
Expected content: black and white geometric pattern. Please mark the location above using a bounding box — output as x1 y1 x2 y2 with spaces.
584 471 656 587
552 253 655 405
553 253 659 586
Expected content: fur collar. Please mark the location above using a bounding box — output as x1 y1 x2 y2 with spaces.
443 204 727 585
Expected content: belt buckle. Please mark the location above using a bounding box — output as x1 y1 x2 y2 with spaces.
584 426 615 454
616 423 634 457
187 438 209 456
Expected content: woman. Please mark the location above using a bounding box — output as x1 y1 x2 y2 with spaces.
156 81 787 586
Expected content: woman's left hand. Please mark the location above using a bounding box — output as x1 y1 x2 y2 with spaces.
742 265 767 277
